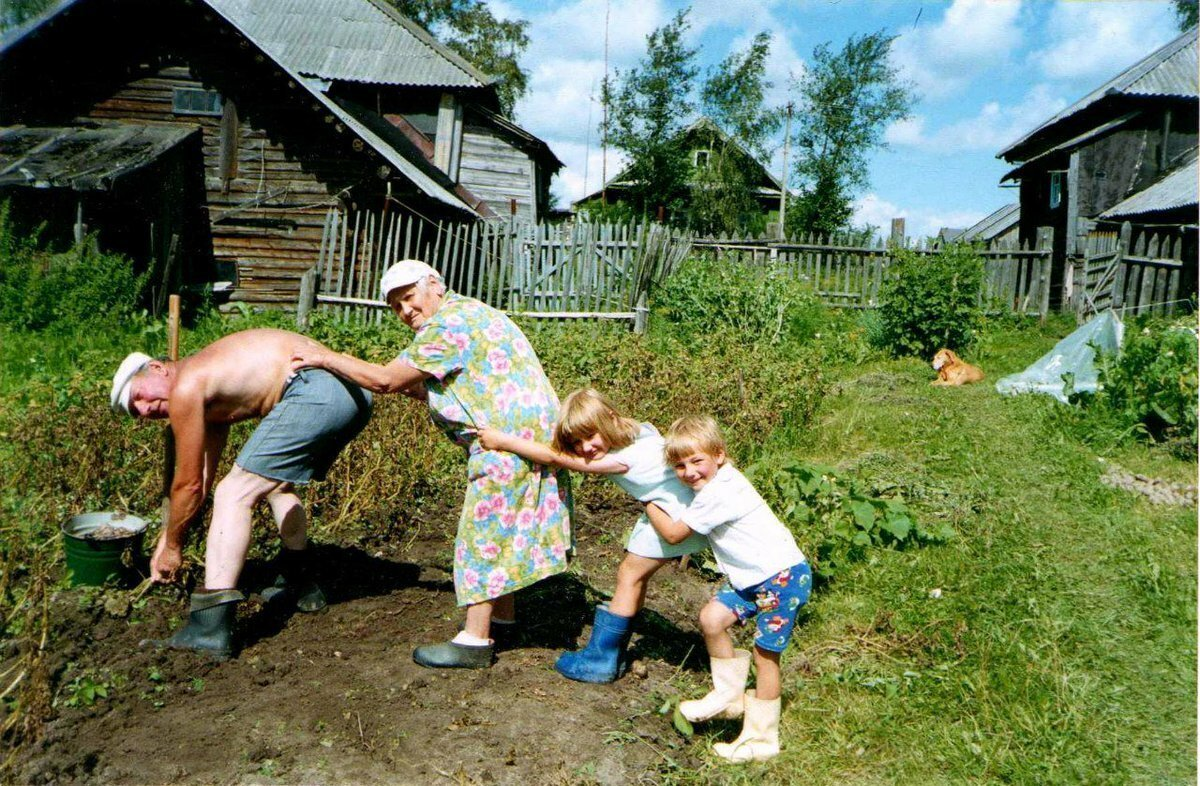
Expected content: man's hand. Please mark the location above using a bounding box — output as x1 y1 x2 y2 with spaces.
150 535 184 583
476 427 510 452
290 340 334 375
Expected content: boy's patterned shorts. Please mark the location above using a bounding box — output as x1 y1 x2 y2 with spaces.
714 562 811 653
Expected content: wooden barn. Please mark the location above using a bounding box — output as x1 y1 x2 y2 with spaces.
0 0 561 309
997 26 1198 274
573 116 784 223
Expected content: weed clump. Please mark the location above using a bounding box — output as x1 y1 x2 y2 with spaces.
875 243 985 357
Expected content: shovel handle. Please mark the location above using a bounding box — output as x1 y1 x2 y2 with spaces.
161 295 181 516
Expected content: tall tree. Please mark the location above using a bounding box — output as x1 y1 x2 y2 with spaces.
601 9 699 224
691 32 782 235
1173 0 1198 29
701 32 780 161
388 0 529 116
786 31 914 238
0 0 57 32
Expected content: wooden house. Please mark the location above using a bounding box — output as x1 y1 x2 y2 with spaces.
0 0 561 309
997 27 1198 272
573 116 784 222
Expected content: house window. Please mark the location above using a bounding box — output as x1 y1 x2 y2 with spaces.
693 149 710 168
1049 171 1063 209
173 88 223 116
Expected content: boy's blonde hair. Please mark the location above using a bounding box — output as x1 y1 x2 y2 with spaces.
664 415 728 464
552 388 640 454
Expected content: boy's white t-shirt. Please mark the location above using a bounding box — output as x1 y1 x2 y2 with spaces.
680 463 805 589
606 423 692 519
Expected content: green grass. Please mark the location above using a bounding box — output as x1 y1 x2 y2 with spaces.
670 317 1196 785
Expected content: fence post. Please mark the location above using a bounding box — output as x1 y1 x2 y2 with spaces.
1111 221 1132 311
296 266 317 328
1037 226 1054 322
890 217 906 248
633 290 648 334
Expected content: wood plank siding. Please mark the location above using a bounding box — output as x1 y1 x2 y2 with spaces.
81 64 376 305
459 122 537 222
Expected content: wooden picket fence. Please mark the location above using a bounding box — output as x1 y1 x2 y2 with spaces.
305 208 1190 330
1072 222 1194 317
299 208 692 330
689 228 1055 314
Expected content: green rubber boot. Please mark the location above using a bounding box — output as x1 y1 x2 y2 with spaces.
412 639 494 669
262 547 327 612
145 590 243 660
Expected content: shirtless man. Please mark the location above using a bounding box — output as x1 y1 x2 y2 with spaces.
110 328 372 658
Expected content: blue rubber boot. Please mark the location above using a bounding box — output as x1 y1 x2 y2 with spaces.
554 605 633 684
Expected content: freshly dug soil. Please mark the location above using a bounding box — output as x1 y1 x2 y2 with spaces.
83 525 140 541
12 498 727 785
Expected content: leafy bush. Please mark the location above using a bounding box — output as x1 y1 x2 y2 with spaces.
1077 319 1198 456
651 254 824 347
0 205 147 330
876 243 985 357
748 458 953 580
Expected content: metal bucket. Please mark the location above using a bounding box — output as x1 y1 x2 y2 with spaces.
61 512 147 587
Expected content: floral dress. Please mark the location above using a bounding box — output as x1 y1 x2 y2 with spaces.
398 292 572 605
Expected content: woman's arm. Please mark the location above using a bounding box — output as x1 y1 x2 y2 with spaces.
645 502 694 545
291 341 428 395
477 427 628 474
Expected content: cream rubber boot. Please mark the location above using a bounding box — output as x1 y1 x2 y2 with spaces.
713 690 781 763
679 649 751 722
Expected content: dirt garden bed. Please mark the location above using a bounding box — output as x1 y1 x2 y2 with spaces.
8 499 729 785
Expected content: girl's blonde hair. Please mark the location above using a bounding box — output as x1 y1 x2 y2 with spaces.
552 388 640 454
664 415 727 465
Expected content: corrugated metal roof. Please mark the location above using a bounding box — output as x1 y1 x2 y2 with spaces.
1100 156 1199 218
1000 27 1197 160
203 0 492 88
960 203 1020 241
0 124 196 190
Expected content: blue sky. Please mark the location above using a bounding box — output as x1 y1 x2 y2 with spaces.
494 0 1184 238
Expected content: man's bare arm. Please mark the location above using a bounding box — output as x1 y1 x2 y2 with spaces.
165 379 209 548
645 502 694 545
201 425 229 496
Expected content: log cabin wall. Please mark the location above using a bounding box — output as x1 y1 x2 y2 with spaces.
459 121 537 222
80 61 379 307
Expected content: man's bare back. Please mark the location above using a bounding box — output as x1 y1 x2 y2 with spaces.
177 329 317 423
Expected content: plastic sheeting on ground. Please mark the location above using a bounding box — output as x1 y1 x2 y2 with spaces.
995 311 1124 403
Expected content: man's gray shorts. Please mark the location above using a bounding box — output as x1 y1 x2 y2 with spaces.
236 369 372 485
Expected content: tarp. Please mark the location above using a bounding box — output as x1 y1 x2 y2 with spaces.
995 311 1125 402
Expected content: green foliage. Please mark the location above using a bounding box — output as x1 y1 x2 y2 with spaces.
786 31 915 237
876 244 985 357
650 255 824 348
0 204 148 331
601 9 699 225
60 672 112 708
748 459 950 579
687 144 768 237
700 31 782 161
1173 0 1198 30
1068 319 1199 456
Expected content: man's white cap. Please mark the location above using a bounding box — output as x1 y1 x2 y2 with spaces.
380 259 442 301
110 352 153 416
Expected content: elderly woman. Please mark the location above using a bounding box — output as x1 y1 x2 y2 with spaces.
291 259 571 669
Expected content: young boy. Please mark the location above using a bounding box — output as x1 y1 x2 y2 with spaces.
646 415 810 763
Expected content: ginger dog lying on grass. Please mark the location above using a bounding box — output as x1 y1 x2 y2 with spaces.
931 348 984 386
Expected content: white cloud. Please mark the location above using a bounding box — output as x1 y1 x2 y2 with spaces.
891 0 1024 99
1032 1 1178 82
548 140 627 206
854 193 987 241
885 84 1069 153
